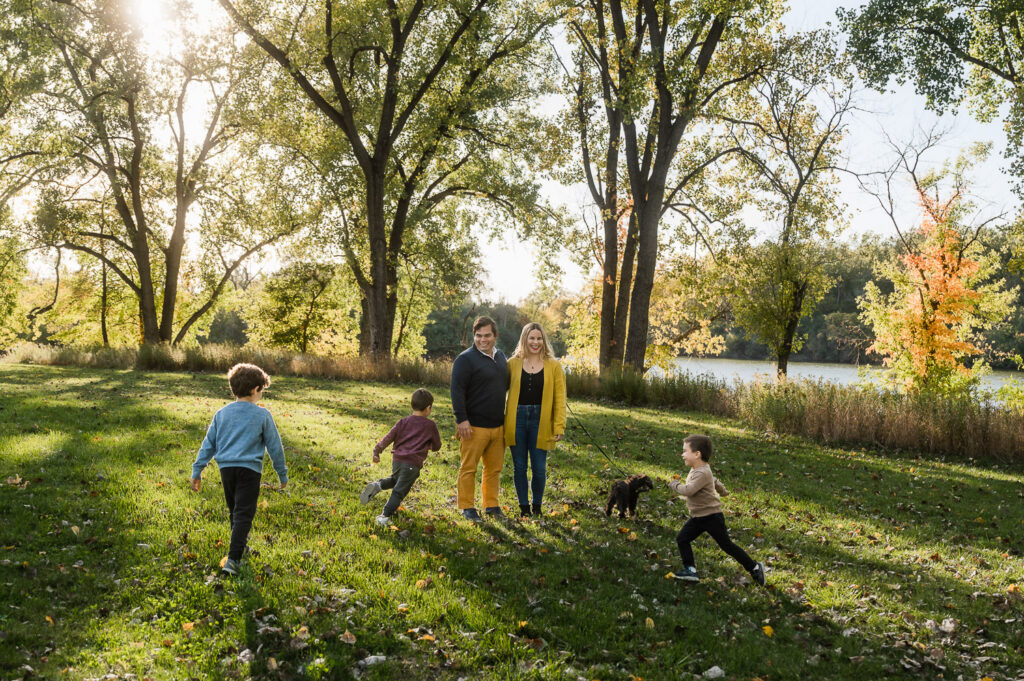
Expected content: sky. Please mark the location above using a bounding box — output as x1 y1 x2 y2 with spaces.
477 0 1018 304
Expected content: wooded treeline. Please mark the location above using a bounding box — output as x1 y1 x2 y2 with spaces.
1 0 1022 388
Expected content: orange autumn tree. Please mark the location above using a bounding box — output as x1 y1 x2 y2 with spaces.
859 188 1014 395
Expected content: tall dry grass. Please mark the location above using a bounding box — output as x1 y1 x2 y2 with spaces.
2 342 452 387
4 342 1021 461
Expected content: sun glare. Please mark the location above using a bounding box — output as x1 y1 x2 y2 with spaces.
123 0 224 59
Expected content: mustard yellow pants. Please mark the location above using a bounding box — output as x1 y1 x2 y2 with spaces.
457 425 505 510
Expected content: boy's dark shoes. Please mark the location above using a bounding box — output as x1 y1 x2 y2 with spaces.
221 558 241 576
484 506 506 519
462 508 483 523
519 505 531 517
360 481 382 505
750 562 766 586
532 504 541 515
672 566 699 582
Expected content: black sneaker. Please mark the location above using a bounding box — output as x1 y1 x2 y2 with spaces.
672 566 699 582
750 562 766 586
461 508 483 523
221 558 241 576
484 506 506 519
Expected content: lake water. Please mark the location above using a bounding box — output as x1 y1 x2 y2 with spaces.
668 357 1022 393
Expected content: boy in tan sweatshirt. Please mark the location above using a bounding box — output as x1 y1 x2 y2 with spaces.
667 434 765 585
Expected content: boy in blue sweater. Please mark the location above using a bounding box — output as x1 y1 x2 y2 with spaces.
190 363 288 576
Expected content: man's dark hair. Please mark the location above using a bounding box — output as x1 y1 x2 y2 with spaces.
473 316 497 336
684 434 713 462
228 363 270 398
411 388 434 411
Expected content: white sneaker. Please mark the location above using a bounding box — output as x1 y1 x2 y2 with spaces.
360 481 382 504
375 514 391 526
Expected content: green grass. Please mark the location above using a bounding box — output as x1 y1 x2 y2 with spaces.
1 365 1022 681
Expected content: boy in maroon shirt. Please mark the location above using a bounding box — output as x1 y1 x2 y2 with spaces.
360 389 441 525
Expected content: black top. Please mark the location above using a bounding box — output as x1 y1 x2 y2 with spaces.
519 366 543 406
450 346 509 427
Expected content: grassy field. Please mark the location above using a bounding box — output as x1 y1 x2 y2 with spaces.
1 364 1022 681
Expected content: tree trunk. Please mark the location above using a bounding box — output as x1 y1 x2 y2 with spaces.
776 279 808 378
623 173 669 372
159 201 188 343
100 259 109 347
610 211 638 366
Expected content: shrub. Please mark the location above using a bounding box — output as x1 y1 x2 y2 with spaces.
4 342 1022 461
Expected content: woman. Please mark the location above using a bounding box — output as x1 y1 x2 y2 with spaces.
504 322 566 517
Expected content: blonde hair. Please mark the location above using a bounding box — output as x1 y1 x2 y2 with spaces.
511 322 554 360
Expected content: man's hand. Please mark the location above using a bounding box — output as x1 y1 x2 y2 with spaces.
372 454 380 464
279 482 287 491
553 433 563 442
190 477 202 492
456 420 473 440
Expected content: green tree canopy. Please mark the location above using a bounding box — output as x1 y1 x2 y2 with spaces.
839 0 1024 194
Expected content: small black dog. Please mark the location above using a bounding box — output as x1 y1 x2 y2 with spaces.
605 474 654 519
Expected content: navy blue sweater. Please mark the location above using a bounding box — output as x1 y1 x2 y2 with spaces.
450 346 509 427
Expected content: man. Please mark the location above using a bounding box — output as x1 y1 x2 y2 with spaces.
450 316 509 521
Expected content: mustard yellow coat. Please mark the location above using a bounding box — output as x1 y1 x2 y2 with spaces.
504 357 567 450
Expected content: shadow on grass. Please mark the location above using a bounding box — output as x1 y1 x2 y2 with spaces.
2 366 1022 680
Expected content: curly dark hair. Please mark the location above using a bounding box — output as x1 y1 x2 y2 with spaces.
228 363 270 398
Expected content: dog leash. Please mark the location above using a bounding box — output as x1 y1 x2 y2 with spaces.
565 401 632 477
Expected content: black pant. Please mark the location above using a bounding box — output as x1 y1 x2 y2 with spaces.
676 512 755 572
220 466 261 561
379 462 421 516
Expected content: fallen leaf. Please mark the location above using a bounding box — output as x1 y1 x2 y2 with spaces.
340 630 356 645
645 617 654 629
70 526 80 536
762 625 774 637
267 658 278 671
415 578 433 590
295 625 310 640
419 634 435 642
182 622 194 632
45 615 54 626
627 532 638 542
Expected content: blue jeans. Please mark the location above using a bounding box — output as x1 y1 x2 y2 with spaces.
510 404 547 507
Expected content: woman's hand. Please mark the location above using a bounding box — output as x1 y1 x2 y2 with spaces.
553 433 562 442
190 477 202 492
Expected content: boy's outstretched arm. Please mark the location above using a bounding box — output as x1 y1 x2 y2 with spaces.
191 416 218 490
373 423 400 463
668 468 712 497
430 422 442 452
714 479 729 497
262 411 288 488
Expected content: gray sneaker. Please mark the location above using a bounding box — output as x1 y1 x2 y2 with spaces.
360 481 382 505
672 566 699 582
461 508 483 523
221 557 241 576
375 513 391 526
750 562 766 586
484 506 506 519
